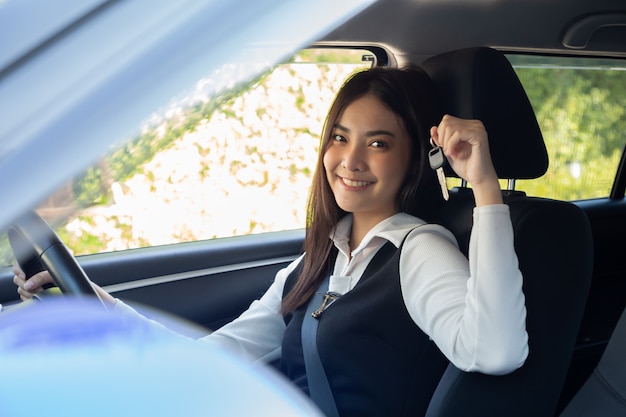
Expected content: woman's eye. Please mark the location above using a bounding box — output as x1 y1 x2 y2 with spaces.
370 140 387 149
333 134 346 142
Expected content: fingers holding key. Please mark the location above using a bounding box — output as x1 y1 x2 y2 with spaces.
429 114 497 188
430 115 502 206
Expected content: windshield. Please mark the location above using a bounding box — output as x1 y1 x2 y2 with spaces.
0 0 377 229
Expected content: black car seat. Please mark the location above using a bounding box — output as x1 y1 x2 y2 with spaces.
420 47 594 417
559 305 626 416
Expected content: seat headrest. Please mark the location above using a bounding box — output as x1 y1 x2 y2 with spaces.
422 47 548 180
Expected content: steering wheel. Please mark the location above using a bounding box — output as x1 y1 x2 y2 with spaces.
8 210 105 306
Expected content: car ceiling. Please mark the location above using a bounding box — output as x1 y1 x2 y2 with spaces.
319 0 626 64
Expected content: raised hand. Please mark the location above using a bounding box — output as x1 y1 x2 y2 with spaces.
430 114 502 206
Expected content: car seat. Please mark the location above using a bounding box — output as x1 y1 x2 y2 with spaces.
421 47 594 417
559 305 626 416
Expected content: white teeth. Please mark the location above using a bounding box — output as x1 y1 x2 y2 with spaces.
342 178 370 187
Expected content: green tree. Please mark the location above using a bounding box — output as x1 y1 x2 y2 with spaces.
513 60 626 200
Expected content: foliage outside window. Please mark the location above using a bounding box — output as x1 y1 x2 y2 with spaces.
510 55 625 200
0 49 373 263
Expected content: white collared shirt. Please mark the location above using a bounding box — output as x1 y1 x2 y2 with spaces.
329 213 426 295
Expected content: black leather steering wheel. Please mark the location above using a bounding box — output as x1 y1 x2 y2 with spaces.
8 210 105 306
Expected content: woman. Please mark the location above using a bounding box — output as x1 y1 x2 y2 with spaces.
15 66 528 416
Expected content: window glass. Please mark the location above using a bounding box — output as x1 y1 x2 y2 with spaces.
508 55 626 200
0 48 374 263
447 56 626 200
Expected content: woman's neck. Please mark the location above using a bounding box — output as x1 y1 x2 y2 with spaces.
349 211 397 252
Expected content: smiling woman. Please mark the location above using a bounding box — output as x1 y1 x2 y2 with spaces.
1 1 626 416
11 64 529 417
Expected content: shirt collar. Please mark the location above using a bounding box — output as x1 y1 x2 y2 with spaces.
331 212 426 253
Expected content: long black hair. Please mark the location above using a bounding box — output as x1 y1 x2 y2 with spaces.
282 66 443 313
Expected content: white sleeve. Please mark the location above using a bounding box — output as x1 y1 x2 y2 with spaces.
199 254 303 362
400 204 528 375
114 254 304 364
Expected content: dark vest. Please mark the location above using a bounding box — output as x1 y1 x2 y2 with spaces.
281 241 449 417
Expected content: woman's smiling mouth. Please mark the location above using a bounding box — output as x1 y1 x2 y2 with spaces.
340 177 373 188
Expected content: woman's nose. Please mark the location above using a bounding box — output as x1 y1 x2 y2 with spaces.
342 145 365 172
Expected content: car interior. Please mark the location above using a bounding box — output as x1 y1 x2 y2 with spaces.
0 0 625 416
560 305 626 416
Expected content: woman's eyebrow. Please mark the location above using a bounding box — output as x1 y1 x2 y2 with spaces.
333 123 350 133
333 123 396 138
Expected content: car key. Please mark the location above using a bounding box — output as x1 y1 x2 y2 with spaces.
428 142 449 201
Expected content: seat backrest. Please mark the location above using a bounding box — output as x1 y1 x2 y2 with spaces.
421 47 594 417
560 306 626 416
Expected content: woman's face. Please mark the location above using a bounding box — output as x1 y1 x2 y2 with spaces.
323 95 411 225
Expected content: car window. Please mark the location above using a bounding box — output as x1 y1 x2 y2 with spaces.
6 52 622 263
445 55 626 201
0 48 374 263
509 55 625 200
